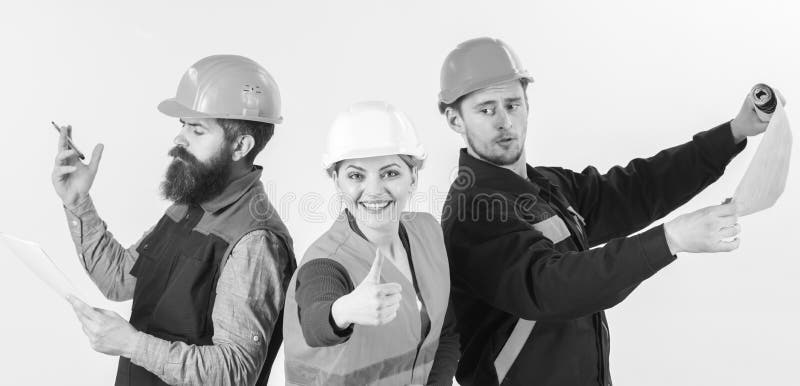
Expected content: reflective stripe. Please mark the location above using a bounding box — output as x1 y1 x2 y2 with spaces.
494 319 536 384
285 339 438 386
531 215 570 243
566 206 586 226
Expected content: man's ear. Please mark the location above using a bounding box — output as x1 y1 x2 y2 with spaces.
232 135 255 162
445 107 466 135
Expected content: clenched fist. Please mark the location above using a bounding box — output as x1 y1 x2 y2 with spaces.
730 86 786 143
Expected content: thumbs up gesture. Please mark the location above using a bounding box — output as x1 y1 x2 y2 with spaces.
331 249 403 329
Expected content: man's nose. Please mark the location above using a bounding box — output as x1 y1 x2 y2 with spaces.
174 132 188 147
496 109 513 130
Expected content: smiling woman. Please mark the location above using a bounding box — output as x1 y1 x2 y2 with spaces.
281 101 459 386
334 155 417 232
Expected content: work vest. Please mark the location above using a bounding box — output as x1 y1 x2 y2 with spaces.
283 211 450 386
116 167 296 386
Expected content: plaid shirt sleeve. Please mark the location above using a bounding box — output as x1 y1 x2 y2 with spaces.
63 194 147 301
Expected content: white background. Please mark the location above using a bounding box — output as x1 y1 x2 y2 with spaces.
1 1 798 385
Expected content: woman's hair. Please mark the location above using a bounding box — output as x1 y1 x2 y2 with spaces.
326 154 424 178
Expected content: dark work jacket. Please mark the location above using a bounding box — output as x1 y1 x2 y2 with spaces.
116 166 296 386
441 123 745 386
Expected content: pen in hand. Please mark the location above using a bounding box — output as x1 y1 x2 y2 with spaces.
51 121 86 160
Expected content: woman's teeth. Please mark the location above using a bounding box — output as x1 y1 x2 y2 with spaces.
361 201 391 211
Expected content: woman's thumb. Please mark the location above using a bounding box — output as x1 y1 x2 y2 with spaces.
363 249 383 284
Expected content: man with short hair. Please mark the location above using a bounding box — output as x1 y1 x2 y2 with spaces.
438 37 769 385
53 55 296 386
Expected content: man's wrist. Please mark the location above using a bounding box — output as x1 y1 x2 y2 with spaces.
663 221 681 255
730 119 747 144
63 193 91 212
124 331 144 359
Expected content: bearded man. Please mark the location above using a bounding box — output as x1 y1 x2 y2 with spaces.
52 55 296 386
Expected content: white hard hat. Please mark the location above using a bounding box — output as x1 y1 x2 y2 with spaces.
158 55 282 124
321 101 427 170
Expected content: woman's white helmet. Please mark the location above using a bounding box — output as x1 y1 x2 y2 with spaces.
322 101 427 170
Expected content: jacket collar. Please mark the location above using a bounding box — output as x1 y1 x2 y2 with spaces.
199 165 264 213
457 148 553 195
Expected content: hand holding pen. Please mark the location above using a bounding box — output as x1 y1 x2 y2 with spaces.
50 122 104 208
51 121 85 160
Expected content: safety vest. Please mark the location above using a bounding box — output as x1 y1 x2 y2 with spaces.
283 211 450 386
116 167 296 386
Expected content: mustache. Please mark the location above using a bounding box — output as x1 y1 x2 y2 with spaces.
168 146 199 164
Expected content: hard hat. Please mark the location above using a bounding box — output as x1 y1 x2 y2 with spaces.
158 55 282 124
322 101 427 170
438 37 534 108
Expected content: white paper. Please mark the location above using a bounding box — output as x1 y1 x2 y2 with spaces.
1 233 80 298
733 101 792 216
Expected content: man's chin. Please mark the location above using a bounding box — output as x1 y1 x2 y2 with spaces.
161 179 192 204
161 164 196 203
467 135 523 166
483 149 523 166
161 163 232 205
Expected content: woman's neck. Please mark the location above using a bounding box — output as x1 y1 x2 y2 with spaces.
356 219 402 260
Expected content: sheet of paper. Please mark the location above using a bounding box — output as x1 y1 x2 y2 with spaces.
733 100 792 216
1 233 80 299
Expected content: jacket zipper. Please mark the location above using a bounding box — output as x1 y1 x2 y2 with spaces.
542 187 607 385
593 314 604 386
599 316 611 386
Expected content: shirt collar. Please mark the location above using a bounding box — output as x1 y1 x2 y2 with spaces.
199 165 264 213
457 148 549 195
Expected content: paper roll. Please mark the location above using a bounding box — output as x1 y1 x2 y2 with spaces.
733 85 792 216
751 83 780 121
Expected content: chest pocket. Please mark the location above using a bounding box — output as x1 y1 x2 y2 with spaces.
530 215 571 244
129 216 229 344
516 199 571 245
517 189 586 250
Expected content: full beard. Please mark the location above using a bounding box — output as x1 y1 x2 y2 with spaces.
160 145 233 205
